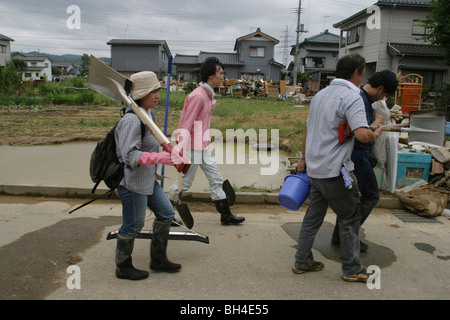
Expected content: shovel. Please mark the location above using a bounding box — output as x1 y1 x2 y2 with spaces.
87 55 191 173
174 172 194 229
408 108 446 147
371 124 438 134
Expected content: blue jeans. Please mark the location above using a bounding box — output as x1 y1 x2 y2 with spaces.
295 173 363 276
117 181 175 238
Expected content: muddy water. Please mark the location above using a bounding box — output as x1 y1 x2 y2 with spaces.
0 141 288 192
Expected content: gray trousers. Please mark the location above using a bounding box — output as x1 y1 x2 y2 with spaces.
294 173 363 276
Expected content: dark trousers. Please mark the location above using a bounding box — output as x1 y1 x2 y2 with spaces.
333 150 380 238
294 173 363 276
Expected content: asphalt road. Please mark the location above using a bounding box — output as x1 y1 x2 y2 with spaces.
1 195 449 305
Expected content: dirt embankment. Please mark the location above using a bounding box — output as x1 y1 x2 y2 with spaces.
0 104 309 153
0 105 124 146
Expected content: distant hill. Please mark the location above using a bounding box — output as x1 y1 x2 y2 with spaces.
11 51 110 66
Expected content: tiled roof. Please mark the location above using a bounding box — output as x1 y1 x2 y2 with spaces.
387 42 443 57
0 33 14 42
107 39 166 45
198 52 243 66
172 54 198 65
290 30 340 55
107 39 171 54
377 0 431 7
334 0 431 28
234 28 279 51
303 30 340 44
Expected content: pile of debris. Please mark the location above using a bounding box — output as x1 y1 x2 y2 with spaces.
375 105 450 218
220 78 305 98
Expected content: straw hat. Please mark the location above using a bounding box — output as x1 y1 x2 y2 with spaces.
130 71 161 100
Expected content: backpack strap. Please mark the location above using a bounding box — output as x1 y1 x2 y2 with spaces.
122 108 145 140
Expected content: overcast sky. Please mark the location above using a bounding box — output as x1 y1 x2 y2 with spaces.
1 0 377 65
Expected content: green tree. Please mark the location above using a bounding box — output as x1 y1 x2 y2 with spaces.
0 61 22 95
296 72 309 86
52 66 62 77
79 53 90 77
419 0 450 65
11 58 27 72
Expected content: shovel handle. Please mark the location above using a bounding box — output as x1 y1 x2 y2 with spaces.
370 124 408 132
161 142 191 174
108 77 191 173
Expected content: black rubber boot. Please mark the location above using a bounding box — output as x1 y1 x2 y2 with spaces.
214 198 245 225
150 221 181 272
115 235 149 280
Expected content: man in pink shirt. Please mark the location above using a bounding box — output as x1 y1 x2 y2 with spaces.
168 57 245 225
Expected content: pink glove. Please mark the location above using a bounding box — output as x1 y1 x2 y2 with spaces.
139 151 175 166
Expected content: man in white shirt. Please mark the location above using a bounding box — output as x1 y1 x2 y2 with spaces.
293 53 383 282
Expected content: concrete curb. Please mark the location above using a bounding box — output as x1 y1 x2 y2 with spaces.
0 184 404 209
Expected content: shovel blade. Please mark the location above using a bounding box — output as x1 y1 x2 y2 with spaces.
175 202 194 229
402 127 438 133
87 55 132 103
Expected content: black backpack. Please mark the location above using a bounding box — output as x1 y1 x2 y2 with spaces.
69 109 145 214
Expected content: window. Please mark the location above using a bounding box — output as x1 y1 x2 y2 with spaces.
412 19 431 36
346 26 361 45
250 47 265 58
0 45 6 53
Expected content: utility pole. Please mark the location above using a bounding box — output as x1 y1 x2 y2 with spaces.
293 0 302 86
280 25 291 68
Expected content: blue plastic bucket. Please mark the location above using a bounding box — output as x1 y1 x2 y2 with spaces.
278 172 311 211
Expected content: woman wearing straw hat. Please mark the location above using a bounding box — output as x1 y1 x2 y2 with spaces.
114 71 181 280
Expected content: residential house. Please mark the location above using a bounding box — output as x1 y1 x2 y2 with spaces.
53 62 79 78
289 29 341 92
333 0 449 90
0 33 14 67
174 52 244 82
107 39 171 79
173 28 285 83
12 52 53 81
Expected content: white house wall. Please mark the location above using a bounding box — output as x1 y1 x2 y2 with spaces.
0 40 12 67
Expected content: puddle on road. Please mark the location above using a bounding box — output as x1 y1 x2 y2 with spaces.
414 242 450 261
0 216 121 300
414 242 436 254
282 221 397 268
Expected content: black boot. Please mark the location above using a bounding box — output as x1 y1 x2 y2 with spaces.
115 235 149 280
150 221 181 272
214 198 245 225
